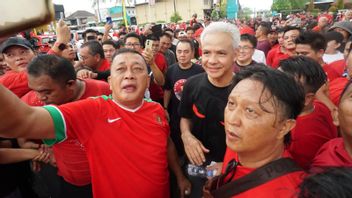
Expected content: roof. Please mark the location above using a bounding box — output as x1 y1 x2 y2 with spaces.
66 10 95 20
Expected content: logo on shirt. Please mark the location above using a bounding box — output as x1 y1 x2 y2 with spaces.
174 79 187 101
107 117 121 123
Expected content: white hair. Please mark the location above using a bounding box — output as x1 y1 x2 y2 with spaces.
200 21 240 49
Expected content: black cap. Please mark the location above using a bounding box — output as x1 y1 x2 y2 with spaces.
0 37 34 53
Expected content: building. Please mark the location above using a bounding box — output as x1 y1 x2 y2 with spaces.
65 10 96 29
93 0 136 24
135 0 213 24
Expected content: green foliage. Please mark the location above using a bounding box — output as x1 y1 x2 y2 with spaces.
211 9 220 21
328 5 338 13
220 0 227 18
307 0 314 12
336 0 344 9
170 12 182 23
238 7 253 21
156 20 166 24
272 0 309 11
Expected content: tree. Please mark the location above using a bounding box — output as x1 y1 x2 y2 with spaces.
170 12 182 23
336 0 345 9
238 7 253 20
272 0 309 11
307 0 314 12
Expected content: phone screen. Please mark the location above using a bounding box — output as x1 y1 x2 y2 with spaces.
106 17 112 24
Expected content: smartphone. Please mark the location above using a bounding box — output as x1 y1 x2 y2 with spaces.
106 16 112 24
145 39 154 50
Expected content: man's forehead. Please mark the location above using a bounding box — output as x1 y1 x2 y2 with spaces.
113 53 146 65
4 45 31 53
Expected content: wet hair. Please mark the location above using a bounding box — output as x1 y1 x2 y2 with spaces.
231 65 305 145
123 32 143 45
82 29 98 40
279 56 327 94
28 54 76 86
102 40 118 49
298 167 352 198
201 21 240 49
176 39 195 52
80 40 105 59
111 48 147 69
295 31 327 51
240 34 257 48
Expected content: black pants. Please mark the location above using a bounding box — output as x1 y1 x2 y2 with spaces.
58 177 92 198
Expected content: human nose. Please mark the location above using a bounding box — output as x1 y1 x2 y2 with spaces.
226 107 241 126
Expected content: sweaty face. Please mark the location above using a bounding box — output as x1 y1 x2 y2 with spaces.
201 32 237 85
80 46 99 69
176 42 193 66
283 30 300 50
224 79 289 153
103 44 117 63
159 36 172 53
28 74 73 105
3 46 35 72
295 44 322 62
109 52 150 109
338 83 352 137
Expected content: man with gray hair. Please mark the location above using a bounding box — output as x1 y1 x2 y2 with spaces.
179 21 239 197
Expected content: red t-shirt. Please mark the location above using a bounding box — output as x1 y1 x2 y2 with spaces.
322 63 342 82
289 101 338 170
23 79 111 186
0 70 30 98
149 52 167 101
329 77 349 106
222 148 306 198
266 47 290 69
43 97 170 197
97 59 111 72
327 59 346 77
311 138 352 168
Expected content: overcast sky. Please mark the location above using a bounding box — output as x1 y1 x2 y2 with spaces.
53 0 273 15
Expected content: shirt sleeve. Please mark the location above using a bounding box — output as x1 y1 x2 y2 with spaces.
42 98 100 146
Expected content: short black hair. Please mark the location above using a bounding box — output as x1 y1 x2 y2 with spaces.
176 39 195 52
186 26 194 32
295 31 327 51
279 56 327 94
82 29 98 40
80 40 105 59
298 167 352 198
111 48 147 69
324 31 344 44
102 40 118 49
258 23 270 35
28 54 76 86
241 34 257 48
160 32 172 40
124 32 142 45
283 26 301 35
231 65 305 145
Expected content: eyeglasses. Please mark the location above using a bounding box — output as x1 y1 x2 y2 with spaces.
125 43 141 47
238 46 254 51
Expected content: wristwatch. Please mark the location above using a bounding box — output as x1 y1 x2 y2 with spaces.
54 42 67 51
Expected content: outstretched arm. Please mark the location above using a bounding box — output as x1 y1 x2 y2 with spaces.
0 85 55 139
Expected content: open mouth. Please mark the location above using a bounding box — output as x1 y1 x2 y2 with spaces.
122 84 137 92
226 130 240 140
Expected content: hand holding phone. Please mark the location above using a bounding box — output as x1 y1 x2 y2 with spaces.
106 16 112 25
145 39 154 51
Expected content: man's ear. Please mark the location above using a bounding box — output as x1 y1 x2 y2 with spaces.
332 107 339 126
277 119 296 140
304 92 315 107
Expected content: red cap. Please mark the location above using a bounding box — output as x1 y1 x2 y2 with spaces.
240 26 255 35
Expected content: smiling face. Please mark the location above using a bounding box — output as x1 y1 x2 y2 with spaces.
108 52 150 109
3 45 35 72
224 79 291 154
283 29 300 50
201 32 237 86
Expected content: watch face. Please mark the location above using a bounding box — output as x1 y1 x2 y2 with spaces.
58 43 67 51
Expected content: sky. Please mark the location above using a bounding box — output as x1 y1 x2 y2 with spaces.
53 0 273 15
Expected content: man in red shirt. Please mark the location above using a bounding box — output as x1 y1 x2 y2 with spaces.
0 49 187 198
0 37 35 97
311 81 352 168
21 54 111 197
279 56 338 170
211 66 306 197
79 41 110 72
267 26 300 69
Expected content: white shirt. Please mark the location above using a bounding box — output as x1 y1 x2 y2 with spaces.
323 52 344 64
252 49 267 65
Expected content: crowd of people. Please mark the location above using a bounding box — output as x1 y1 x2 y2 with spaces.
0 8 352 198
